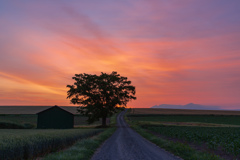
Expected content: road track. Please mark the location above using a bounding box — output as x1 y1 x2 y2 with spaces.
91 110 182 160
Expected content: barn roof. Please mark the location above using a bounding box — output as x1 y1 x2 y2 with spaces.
37 105 74 115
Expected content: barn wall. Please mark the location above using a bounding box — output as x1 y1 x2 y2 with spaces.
37 107 74 129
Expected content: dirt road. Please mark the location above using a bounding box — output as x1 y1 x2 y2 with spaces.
91 110 181 160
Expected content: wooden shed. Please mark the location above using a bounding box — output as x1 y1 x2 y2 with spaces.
37 105 74 129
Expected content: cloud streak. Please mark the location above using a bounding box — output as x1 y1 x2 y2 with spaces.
0 0 240 109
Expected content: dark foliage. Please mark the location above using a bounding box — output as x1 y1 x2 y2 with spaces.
67 71 136 126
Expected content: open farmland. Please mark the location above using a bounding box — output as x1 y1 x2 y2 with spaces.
0 128 103 159
0 106 101 128
142 125 240 159
128 108 240 126
128 114 240 126
0 106 79 114
129 108 240 115
0 114 101 128
127 108 240 159
0 114 37 129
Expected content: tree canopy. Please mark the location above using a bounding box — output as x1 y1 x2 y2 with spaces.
66 71 136 126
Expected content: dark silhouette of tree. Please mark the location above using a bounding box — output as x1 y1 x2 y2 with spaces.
66 71 136 126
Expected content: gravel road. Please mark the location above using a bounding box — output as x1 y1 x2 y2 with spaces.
91 110 182 160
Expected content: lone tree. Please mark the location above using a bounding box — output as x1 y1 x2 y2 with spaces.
66 71 136 126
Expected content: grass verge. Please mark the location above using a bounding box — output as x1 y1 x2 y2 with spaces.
0 129 102 160
42 112 119 160
125 115 222 160
42 127 116 160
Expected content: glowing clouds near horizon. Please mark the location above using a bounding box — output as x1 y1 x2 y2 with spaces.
0 0 240 109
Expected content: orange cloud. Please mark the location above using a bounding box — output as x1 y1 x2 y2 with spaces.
0 1 240 109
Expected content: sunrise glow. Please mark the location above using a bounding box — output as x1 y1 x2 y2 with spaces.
1 1 240 109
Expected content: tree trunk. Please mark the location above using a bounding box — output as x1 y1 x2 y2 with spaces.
102 116 106 126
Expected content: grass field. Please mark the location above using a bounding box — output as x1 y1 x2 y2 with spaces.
0 106 78 114
0 128 103 159
0 106 102 128
129 108 240 115
143 125 240 157
41 113 119 159
42 127 116 160
0 110 119 160
0 114 101 128
127 108 240 159
128 114 240 126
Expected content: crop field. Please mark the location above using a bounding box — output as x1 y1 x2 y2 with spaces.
0 106 102 129
0 128 103 159
127 108 240 159
128 114 240 126
0 106 102 128
0 114 37 128
142 125 240 157
0 106 78 114
129 108 240 115
0 114 101 128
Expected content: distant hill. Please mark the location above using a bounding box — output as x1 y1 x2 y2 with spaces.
151 103 221 110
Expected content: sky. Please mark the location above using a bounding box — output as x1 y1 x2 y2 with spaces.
0 0 240 109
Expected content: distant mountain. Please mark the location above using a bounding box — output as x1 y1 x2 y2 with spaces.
151 103 221 110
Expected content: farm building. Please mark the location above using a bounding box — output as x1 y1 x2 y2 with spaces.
37 105 74 129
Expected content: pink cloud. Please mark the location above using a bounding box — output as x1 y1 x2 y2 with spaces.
0 1 240 108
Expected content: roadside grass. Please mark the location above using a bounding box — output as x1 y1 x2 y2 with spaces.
0 111 118 160
41 112 118 160
0 129 103 160
143 125 240 158
125 112 223 160
127 111 240 159
129 124 222 160
42 127 116 160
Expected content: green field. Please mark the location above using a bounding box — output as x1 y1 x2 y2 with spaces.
128 114 240 126
42 128 116 160
143 125 240 156
0 128 103 159
0 111 119 160
0 114 101 128
127 109 240 159
129 108 240 115
0 106 78 114
0 106 102 128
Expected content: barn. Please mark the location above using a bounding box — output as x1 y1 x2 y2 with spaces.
37 105 74 129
